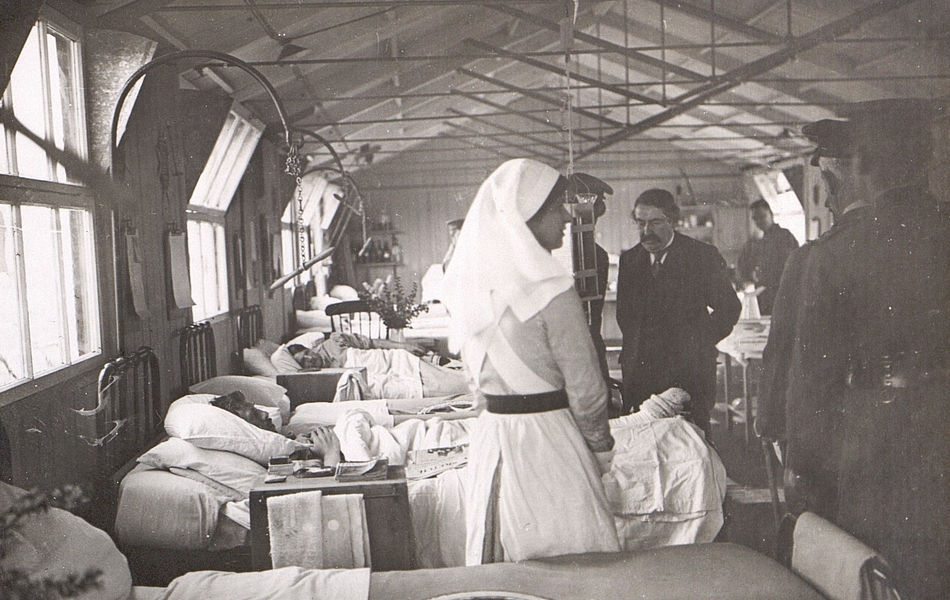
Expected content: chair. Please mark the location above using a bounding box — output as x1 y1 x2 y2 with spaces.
777 512 902 600
324 300 388 339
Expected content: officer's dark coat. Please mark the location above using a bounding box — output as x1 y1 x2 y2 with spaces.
787 186 950 600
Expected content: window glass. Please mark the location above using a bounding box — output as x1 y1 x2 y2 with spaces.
187 218 229 321
0 13 101 394
2 18 85 184
0 204 26 388
0 201 100 389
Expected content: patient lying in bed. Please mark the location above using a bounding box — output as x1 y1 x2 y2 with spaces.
271 332 471 398
211 391 343 466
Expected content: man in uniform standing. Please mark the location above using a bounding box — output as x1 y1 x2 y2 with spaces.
788 98 948 600
756 117 870 519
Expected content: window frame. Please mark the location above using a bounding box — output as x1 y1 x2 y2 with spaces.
0 9 88 185
186 207 230 322
0 175 117 405
0 9 117 405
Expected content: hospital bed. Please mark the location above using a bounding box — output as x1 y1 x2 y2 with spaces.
107 307 727 586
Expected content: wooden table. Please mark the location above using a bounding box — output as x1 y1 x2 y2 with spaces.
717 318 770 443
249 466 414 571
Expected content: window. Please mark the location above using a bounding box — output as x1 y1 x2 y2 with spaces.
0 196 101 390
1 16 86 184
186 217 228 321
0 12 102 393
186 108 262 320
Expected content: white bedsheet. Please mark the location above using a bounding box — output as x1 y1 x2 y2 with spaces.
117 404 725 565
333 410 726 566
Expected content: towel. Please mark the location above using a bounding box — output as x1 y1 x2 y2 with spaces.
268 491 324 569
267 491 370 570
334 369 370 402
791 512 897 600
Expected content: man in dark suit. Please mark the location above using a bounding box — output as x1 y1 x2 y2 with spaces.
616 189 740 435
748 199 799 315
788 98 948 600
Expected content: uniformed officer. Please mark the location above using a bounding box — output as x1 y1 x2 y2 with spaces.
757 116 871 520
787 98 949 600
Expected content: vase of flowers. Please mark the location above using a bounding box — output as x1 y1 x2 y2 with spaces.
359 276 428 333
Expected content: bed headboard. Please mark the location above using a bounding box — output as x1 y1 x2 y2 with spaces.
96 346 162 477
236 305 264 350
180 321 216 391
292 280 317 311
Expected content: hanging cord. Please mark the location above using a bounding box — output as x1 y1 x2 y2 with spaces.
561 0 579 176
284 139 308 275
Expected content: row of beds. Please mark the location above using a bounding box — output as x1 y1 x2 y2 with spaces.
86 295 889 599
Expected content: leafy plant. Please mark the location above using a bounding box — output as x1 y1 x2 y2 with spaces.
0 485 102 599
359 276 428 330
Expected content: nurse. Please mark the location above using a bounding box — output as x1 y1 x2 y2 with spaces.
443 158 620 564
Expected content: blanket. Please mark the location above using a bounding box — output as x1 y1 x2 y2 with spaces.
159 567 370 600
327 409 726 567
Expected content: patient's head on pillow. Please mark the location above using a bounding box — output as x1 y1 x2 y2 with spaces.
287 343 328 370
211 391 277 433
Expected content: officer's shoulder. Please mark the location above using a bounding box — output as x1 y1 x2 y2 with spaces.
816 209 871 243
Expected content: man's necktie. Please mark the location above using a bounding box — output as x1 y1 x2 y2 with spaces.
651 252 666 278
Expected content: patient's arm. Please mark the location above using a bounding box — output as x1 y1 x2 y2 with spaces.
293 426 343 466
618 388 690 425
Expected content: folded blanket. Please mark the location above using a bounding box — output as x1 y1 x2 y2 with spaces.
792 512 898 600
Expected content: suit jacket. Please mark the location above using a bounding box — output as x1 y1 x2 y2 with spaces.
616 233 740 371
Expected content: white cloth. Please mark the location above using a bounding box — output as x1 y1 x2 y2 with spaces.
159 567 370 600
344 348 423 399
266 490 370 570
443 158 574 373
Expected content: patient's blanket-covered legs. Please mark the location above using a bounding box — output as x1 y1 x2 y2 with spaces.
266 491 370 570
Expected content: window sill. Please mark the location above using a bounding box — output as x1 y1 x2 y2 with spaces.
0 353 106 409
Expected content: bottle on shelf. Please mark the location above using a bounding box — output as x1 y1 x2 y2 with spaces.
390 235 402 264
381 237 392 262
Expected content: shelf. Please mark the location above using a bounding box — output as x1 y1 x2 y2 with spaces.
358 262 401 267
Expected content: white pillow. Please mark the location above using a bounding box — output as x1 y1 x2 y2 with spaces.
165 396 302 465
270 345 302 373
329 284 359 301
189 375 290 423
295 309 332 332
139 438 265 498
243 347 280 377
309 295 342 311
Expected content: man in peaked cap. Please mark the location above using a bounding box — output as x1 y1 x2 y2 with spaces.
785 98 948 600
758 113 871 520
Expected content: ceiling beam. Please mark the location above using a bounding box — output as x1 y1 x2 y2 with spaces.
488 4 709 82
156 1 561 10
638 0 785 44
438 128 523 160
569 0 920 164
464 38 658 105
451 89 598 142
448 107 569 154
457 67 625 129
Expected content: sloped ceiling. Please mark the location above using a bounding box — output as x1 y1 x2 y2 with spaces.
67 0 950 201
